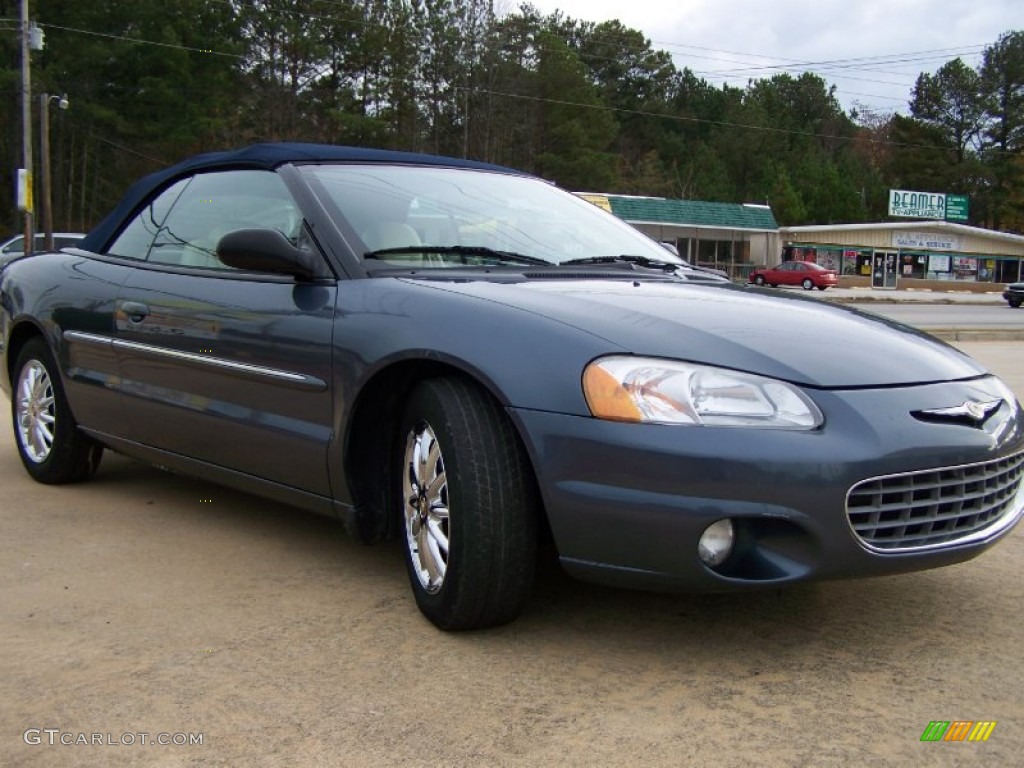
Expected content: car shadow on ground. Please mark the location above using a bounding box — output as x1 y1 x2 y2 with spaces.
71 451 992 661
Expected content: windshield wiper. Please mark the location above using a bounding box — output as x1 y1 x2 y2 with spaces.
561 254 681 272
364 245 552 267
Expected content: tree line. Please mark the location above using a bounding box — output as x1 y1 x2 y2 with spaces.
1 1 1021 236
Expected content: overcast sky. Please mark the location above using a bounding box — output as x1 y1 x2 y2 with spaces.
524 0 1019 116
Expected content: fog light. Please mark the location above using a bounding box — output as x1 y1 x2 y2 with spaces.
698 519 735 567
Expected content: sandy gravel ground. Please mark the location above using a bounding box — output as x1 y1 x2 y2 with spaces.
2 342 1022 767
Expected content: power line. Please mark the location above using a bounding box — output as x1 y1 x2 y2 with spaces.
9 36 919 148
30 8 1002 125
26 4 998 86
211 0 987 98
462 86 1000 155
85 131 169 165
36 13 921 110
39 22 243 59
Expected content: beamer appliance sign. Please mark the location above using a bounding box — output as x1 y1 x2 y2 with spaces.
889 190 947 220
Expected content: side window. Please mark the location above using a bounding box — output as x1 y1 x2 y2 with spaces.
106 179 189 260
148 170 302 270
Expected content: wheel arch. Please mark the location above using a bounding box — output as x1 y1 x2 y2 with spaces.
341 357 547 545
5 319 49 386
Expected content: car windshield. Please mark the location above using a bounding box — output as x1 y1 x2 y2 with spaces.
299 164 684 268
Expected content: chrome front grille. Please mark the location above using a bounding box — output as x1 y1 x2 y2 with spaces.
846 452 1024 551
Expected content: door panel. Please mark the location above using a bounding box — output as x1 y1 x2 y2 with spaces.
115 269 336 495
50 257 134 433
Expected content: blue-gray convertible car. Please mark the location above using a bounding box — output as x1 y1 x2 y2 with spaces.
2 143 1022 630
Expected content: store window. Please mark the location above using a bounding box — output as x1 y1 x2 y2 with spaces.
815 250 840 271
953 256 978 281
900 253 927 279
676 238 693 260
925 254 951 279
993 258 1022 283
697 239 738 265
840 249 866 275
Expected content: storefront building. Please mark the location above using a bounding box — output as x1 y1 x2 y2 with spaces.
579 194 1024 288
576 193 779 279
779 221 1024 288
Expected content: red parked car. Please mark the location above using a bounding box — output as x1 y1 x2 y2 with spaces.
749 260 838 291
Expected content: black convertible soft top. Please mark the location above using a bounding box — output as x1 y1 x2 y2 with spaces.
80 142 519 252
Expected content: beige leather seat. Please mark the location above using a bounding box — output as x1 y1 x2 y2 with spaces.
181 222 252 269
179 241 222 268
361 222 422 252
361 222 444 266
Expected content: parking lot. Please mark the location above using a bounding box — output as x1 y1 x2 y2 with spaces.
2 342 1022 767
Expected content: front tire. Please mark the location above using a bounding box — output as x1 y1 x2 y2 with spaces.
753 275 766 286
398 377 537 630
12 338 102 483
801 278 814 290
1009 299 1021 308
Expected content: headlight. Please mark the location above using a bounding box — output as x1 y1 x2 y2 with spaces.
582 356 823 429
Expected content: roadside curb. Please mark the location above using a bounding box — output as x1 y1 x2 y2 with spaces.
926 329 1024 342
742 285 1008 306
824 296 1001 306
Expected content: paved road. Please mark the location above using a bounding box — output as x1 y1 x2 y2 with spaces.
747 285 1005 305
849 302 1024 331
752 285 1024 337
2 342 1022 767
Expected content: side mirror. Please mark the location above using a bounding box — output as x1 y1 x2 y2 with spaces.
216 228 321 279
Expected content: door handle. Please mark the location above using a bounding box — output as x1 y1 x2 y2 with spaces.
120 301 151 323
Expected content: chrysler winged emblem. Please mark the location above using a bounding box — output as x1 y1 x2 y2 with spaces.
912 399 1003 427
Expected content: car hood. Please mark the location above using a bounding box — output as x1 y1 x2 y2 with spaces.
406 278 987 388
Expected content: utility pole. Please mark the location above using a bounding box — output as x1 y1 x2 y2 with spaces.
19 0 34 256
40 93 52 252
39 93 67 252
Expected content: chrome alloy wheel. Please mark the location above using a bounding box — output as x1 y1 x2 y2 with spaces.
403 421 450 593
16 359 56 464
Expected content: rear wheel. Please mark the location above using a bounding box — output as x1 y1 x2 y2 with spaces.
397 377 537 630
1009 298 1021 308
801 278 814 290
817 285 828 291
11 338 102 483
753 275 766 286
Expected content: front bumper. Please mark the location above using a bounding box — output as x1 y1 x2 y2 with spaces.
509 377 1024 592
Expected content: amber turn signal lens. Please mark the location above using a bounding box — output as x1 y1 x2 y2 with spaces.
582 364 643 422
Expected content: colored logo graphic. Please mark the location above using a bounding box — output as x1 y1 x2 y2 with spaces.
920 721 996 742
